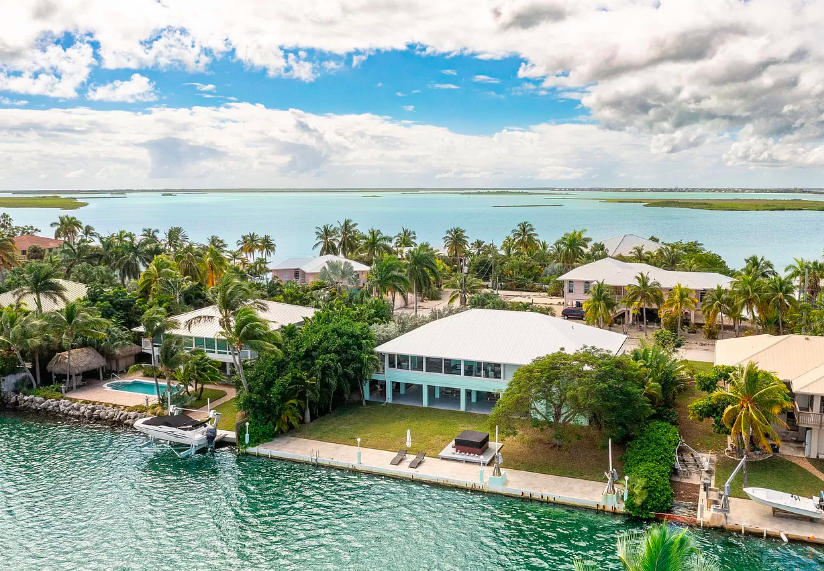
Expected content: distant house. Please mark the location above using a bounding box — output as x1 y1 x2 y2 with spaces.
558 257 732 323
134 301 317 374
12 235 63 262
716 334 824 459
371 309 627 413
269 255 370 287
0 279 87 312
600 234 662 258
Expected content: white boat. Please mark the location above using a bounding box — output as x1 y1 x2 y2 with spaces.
743 487 824 519
134 407 223 456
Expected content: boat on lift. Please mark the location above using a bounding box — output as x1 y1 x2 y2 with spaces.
743 487 824 520
134 406 223 457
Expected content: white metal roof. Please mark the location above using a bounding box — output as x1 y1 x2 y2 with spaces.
601 234 662 258
375 309 627 365
269 255 369 273
134 301 316 339
0 279 87 312
715 334 824 394
558 257 732 290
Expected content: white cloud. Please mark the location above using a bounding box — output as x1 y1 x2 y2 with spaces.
0 97 28 106
441 69 457 75
403 105 414 111
431 83 459 89
0 42 95 98
472 75 499 84
184 82 216 91
86 74 158 102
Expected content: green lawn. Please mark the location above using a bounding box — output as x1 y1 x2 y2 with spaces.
291 402 620 482
674 382 727 453
684 360 713 375
189 388 227 409
0 196 87 209
214 398 238 431
714 456 824 499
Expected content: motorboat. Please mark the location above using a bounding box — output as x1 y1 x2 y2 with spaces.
743 487 824 519
134 406 223 457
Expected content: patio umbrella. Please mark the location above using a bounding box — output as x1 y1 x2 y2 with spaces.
406 429 411 448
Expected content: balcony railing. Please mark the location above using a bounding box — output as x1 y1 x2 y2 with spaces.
140 337 253 360
795 403 824 428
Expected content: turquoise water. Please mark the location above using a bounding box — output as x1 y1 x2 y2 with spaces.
106 379 180 395
3 190 824 268
2 413 824 570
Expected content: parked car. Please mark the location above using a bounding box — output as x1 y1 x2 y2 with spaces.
561 307 585 320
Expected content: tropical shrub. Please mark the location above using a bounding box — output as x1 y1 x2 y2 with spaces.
652 329 684 352
623 421 680 517
26 384 64 400
702 322 718 340
0 351 20 376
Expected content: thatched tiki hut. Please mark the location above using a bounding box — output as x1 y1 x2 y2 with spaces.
47 346 107 391
105 344 142 372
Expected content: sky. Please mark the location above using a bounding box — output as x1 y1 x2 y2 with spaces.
1 0 824 190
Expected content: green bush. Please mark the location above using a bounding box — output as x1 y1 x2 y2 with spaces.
0 351 20 376
127 364 160 377
623 421 680 517
26 384 64 400
652 329 684 352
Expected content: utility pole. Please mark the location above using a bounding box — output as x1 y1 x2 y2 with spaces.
490 240 495 293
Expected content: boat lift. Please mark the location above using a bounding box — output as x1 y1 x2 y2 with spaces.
139 406 222 459
714 454 747 514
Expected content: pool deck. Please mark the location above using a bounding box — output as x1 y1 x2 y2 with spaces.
246 436 619 513
67 379 159 407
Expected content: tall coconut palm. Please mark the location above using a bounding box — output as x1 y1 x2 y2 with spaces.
114 233 151 285
185 273 265 392
175 243 205 283
443 227 469 268
237 232 260 262
223 306 282 391
445 275 484 306
624 272 663 335
511 221 539 255
394 227 417 253
14 262 67 315
764 275 796 335
655 244 682 270
588 242 608 261
203 245 229 287
742 255 776 279
46 301 109 390
367 255 409 310
336 219 359 258
163 226 189 255
784 257 809 302
583 280 617 328
259 235 276 260
0 307 46 388
50 215 83 244
406 245 440 315
158 335 188 401
318 260 360 289
713 362 791 452
362 228 393 265
313 224 340 255
140 306 180 398
731 273 765 333
701 285 728 339
137 254 178 301
0 234 19 281
555 230 592 268
574 524 719 571
660 284 697 338
207 235 227 251
178 350 224 399
141 228 160 243
629 245 647 263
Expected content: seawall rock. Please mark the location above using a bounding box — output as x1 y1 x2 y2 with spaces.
0 392 145 427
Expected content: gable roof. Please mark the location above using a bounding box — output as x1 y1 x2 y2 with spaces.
13 234 63 251
269 255 370 273
601 234 662 258
133 301 317 339
558 257 732 290
0 279 87 312
375 309 627 365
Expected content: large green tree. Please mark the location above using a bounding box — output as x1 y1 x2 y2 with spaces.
46 301 109 390
140 306 180 398
624 272 663 335
405 245 441 315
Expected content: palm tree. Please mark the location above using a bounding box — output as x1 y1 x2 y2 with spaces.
259 235 276 260
660 283 697 338
314 224 339 255
574 524 719 571
554 230 591 268
731 273 765 333
394 227 417 253
113 233 151 285
46 301 109 390
337 219 359 258
223 306 282 391
0 307 46 388
764 275 796 335
630 245 647 263
185 273 265 392
445 275 484 306
713 362 791 452
624 272 663 334
367 255 409 310
443 227 469 268
137 254 178 301
175 243 204 283
511 221 539 255
583 280 617 328
158 335 188 401
140 307 180 398
206 235 226 251
178 350 223 399
141 227 160 243
14 262 67 315
588 242 608 261
405 245 441 315
318 260 360 289
655 245 682 270
238 232 261 261
0 234 19 281
785 257 809 301
203 245 229 287
163 226 189 255
701 285 727 339
742 254 776 279
50 215 83 244
362 228 393 265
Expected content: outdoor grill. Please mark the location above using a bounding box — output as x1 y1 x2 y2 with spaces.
454 430 489 455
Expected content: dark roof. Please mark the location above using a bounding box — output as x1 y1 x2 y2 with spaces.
455 430 489 447
141 415 206 430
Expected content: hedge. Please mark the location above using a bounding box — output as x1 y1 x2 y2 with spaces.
623 421 680 517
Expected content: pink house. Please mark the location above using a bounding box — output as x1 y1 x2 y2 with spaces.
269 255 370 286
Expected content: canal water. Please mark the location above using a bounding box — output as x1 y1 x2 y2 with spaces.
2 413 823 571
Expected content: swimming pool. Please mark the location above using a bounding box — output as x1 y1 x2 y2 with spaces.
104 379 179 396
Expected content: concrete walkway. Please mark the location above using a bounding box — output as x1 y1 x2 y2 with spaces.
781 455 824 480
248 436 618 513
195 384 236 411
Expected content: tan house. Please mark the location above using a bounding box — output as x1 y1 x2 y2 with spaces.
715 334 824 459
269 255 370 287
12 235 63 262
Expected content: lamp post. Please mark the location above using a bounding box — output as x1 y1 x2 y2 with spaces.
245 421 250 446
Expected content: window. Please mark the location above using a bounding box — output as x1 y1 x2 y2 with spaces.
583 281 590 294
194 337 206 349
388 354 396 369
205 338 216 352
377 353 386 373
216 339 228 353
184 337 194 349
20 249 26 255
445 359 462 375
425 357 443 374
410 356 424 372
397 355 410 370
568 281 574 294
483 362 502 379
464 360 481 377
293 269 301 281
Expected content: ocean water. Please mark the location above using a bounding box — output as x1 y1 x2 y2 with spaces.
3 190 824 269
1 413 823 571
